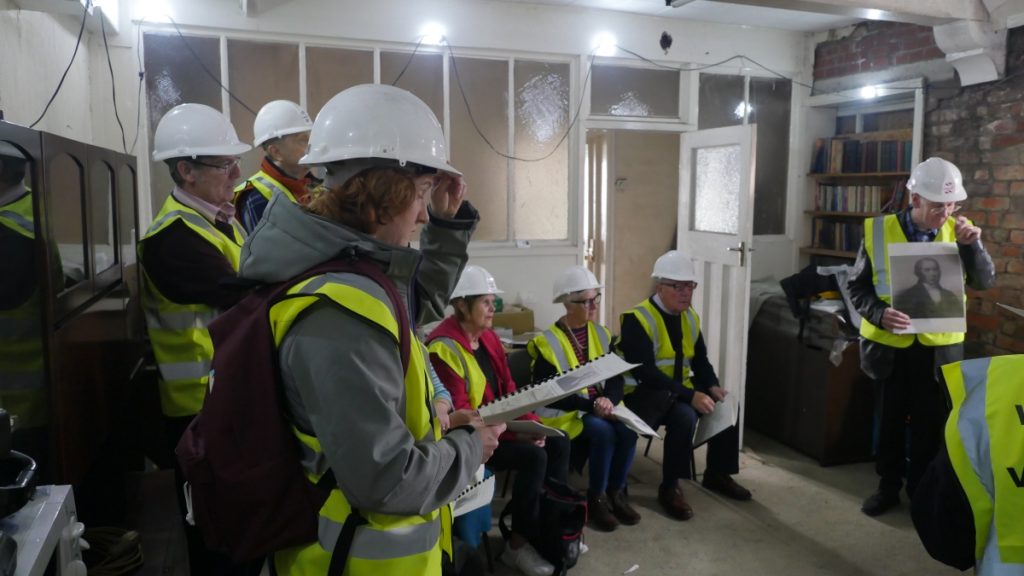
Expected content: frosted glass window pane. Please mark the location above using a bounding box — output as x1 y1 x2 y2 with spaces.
89 161 117 275
749 78 791 235
591 65 679 118
450 57 509 242
228 39 300 183
698 73 744 129
49 154 87 290
514 60 569 241
306 47 373 118
144 33 221 215
380 52 444 124
694 145 740 234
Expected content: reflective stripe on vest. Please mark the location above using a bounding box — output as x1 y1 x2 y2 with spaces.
269 273 448 576
942 356 1024 574
427 337 485 410
860 214 964 348
0 192 35 240
238 170 299 204
138 195 245 417
620 301 698 392
529 322 613 439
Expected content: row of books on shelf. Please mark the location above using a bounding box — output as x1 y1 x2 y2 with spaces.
811 219 865 253
810 138 913 174
814 179 909 213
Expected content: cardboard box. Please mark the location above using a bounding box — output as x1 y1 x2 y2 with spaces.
492 305 534 334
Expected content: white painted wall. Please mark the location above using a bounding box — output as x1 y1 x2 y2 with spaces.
470 248 577 329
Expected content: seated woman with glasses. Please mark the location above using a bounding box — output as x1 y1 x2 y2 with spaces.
426 265 570 576
528 265 641 533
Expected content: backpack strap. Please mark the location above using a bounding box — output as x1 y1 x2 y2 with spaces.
327 508 368 576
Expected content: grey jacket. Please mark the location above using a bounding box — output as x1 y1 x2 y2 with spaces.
847 236 995 381
238 194 482 516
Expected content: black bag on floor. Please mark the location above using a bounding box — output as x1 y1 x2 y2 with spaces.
499 479 587 575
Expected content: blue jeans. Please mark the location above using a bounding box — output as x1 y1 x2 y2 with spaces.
580 413 637 497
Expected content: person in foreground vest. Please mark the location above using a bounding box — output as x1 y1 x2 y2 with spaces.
911 355 1024 575
529 265 639 532
848 157 995 517
139 103 257 575
619 250 751 522
427 265 571 576
234 100 320 233
238 84 503 576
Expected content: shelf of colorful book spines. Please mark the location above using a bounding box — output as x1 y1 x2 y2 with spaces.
810 136 913 174
808 178 910 214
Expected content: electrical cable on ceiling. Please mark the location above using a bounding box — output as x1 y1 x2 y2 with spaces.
99 11 128 154
29 0 91 128
166 15 257 115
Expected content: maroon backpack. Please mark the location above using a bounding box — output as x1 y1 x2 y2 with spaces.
175 254 411 563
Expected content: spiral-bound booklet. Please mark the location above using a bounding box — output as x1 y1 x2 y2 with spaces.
479 354 637 423
452 465 495 517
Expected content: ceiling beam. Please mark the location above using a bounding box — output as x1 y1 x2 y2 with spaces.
707 0 989 26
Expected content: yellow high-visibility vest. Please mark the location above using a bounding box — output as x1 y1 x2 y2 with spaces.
620 299 699 393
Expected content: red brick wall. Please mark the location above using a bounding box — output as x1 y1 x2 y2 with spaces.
814 22 945 81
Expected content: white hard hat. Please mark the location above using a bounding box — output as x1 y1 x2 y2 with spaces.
152 103 251 161
450 265 503 300
253 100 313 147
907 157 967 202
300 84 460 175
553 265 602 303
652 250 697 282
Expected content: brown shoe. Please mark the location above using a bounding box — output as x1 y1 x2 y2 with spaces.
588 493 619 532
702 471 752 501
657 485 693 521
606 489 641 525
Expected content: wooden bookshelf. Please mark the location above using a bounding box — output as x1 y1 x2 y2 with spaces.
804 210 877 218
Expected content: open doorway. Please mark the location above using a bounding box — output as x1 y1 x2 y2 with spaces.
585 129 680 332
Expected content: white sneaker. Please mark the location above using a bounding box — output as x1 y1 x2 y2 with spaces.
579 542 589 555
501 542 555 576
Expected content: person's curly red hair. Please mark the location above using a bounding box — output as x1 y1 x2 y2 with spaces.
305 167 416 234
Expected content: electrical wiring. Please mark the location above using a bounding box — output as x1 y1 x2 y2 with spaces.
99 11 128 154
391 37 425 86
166 15 257 115
29 0 90 128
81 527 144 576
129 18 145 155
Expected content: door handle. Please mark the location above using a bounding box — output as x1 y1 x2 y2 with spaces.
726 242 753 266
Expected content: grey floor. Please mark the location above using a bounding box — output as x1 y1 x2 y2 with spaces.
129 431 959 576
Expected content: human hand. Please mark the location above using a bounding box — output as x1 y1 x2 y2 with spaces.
530 434 546 448
475 422 505 464
954 216 981 244
448 409 483 431
691 391 715 415
434 399 452 432
430 173 465 219
708 386 728 403
881 307 911 332
594 397 615 418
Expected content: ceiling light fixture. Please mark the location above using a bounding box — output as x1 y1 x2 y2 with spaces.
420 22 446 46
594 33 617 57
860 85 878 99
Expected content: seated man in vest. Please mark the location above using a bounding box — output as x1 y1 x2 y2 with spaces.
619 250 751 521
911 355 1024 575
234 100 320 233
140 103 256 575
848 157 995 517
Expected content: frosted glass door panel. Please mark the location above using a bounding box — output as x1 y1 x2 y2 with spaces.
693 145 740 234
592 65 679 118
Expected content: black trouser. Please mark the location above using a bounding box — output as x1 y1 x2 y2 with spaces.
488 435 570 538
164 415 263 576
875 343 950 497
659 401 740 487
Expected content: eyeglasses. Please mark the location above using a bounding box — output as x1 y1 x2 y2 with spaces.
569 294 602 307
660 281 698 292
923 201 963 216
191 157 241 173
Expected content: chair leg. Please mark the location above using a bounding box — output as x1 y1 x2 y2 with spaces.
643 436 653 457
481 532 495 574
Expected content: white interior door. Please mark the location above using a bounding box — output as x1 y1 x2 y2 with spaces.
678 124 756 442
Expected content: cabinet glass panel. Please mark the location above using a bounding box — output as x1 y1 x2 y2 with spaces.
306 47 373 118
227 39 300 185
749 78 791 235
380 51 444 124
49 154 87 290
698 73 744 129
0 140 48 464
144 33 222 215
450 56 508 242
513 60 569 241
118 165 137 266
591 65 679 118
90 161 117 276
693 144 740 234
